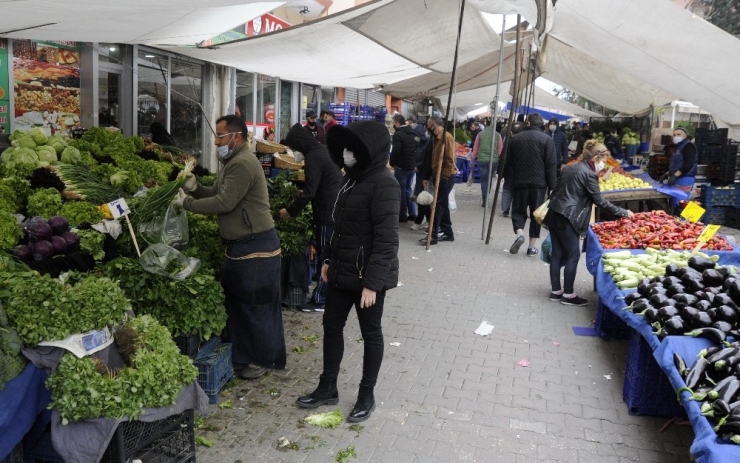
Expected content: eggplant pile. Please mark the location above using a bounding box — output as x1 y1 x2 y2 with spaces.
676 345 740 444
623 256 740 339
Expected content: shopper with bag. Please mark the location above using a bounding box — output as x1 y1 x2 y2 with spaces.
173 115 286 379
420 116 457 245
543 140 633 306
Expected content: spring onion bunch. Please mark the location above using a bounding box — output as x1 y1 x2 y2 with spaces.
52 163 120 204
132 158 195 227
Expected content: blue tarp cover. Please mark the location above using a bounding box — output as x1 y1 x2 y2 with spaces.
0 363 51 460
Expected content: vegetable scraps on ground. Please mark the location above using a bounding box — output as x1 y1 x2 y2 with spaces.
304 409 343 429
592 210 733 251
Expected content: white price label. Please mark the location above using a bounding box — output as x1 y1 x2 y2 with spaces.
107 198 130 219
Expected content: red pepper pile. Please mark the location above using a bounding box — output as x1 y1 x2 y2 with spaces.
592 211 733 251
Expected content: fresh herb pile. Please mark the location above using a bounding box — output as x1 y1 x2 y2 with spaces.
60 201 105 226
0 303 26 391
184 212 225 276
267 176 313 257
104 257 226 340
26 187 63 219
75 228 106 261
0 211 23 250
5 273 130 346
46 314 198 423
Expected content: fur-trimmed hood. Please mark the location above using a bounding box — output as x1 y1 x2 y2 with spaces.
325 121 390 177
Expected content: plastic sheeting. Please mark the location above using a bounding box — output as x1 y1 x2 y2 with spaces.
0 1 285 45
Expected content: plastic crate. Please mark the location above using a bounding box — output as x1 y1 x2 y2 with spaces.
24 429 63 463
173 333 201 359
698 143 724 163
282 285 306 309
0 442 23 463
695 128 728 145
700 206 727 225
102 409 195 463
594 298 631 340
194 339 232 404
700 185 737 207
726 208 740 229
622 331 687 418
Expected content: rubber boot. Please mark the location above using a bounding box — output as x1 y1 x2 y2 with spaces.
295 375 338 409
347 385 375 422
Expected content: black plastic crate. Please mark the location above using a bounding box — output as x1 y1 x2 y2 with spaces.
727 208 740 229
24 429 62 463
700 206 727 225
257 153 273 164
700 185 737 207
0 442 23 463
173 333 201 359
594 298 631 340
194 339 233 404
698 143 724 163
695 128 729 145
102 410 196 463
622 332 687 418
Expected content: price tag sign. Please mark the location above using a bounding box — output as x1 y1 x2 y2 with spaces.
107 198 130 219
698 224 721 243
681 201 706 223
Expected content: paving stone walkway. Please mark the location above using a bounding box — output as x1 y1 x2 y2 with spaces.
196 182 695 463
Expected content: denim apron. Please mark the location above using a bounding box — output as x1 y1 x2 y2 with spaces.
221 228 286 369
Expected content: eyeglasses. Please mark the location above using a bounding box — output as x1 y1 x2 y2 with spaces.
216 132 238 140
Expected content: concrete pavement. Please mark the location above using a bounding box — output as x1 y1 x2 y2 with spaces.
195 182 695 463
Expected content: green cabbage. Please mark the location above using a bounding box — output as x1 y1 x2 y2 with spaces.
35 145 57 164
47 135 68 155
60 146 82 165
11 137 36 150
3 147 38 167
28 128 48 146
0 147 15 164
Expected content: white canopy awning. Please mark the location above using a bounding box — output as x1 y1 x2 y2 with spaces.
0 0 285 45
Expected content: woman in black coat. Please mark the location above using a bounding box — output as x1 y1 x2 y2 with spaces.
150 122 176 146
544 140 633 307
295 121 400 423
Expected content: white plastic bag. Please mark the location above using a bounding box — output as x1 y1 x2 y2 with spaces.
449 187 457 212
139 243 201 281
139 204 189 250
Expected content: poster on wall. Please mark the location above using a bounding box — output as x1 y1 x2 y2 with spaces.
12 40 80 135
0 40 10 134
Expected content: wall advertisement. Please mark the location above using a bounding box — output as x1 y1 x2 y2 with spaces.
0 40 9 134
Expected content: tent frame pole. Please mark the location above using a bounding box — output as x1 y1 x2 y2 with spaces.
486 15 522 244
424 0 466 249
481 15 507 240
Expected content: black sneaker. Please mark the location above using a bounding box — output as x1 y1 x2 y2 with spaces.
526 247 539 257
299 302 325 313
549 292 562 301
502 211 510 217
510 235 525 254
561 295 589 306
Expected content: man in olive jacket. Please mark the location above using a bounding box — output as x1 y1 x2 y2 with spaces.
281 123 343 312
296 121 400 424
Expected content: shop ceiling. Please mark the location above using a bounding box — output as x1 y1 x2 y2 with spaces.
2 0 739 129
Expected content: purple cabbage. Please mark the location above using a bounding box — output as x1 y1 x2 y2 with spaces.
50 235 68 255
60 231 80 251
32 240 54 261
11 244 31 261
48 216 70 235
26 219 52 242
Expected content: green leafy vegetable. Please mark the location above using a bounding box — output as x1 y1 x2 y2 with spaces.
304 409 343 429
46 315 198 422
75 229 106 261
184 212 225 276
335 446 357 463
60 201 105 226
0 212 22 250
218 400 233 409
195 436 214 447
60 146 82 165
0 177 31 212
268 175 313 257
26 188 63 219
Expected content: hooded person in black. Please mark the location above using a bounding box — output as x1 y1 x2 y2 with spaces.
281 123 344 311
295 121 400 423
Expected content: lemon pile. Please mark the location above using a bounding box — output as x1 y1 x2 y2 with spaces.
599 172 652 192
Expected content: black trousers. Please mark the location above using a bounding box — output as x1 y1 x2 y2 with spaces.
322 287 385 387
511 187 547 238
432 176 456 237
548 221 581 294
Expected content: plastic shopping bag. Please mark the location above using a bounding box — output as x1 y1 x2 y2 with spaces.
139 204 189 250
449 187 457 212
139 243 201 280
540 234 552 264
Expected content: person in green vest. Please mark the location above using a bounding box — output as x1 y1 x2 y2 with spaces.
471 124 503 207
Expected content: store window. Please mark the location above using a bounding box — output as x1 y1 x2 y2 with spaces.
170 57 203 156
98 43 125 65
137 50 169 139
301 84 320 121
256 74 276 136
278 81 293 138
235 70 254 125
98 70 120 128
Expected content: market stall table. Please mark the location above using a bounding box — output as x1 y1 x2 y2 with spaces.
596 171 689 220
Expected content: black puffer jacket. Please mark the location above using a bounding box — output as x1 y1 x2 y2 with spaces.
390 125 420 170
507 126 558 189
283 123 343 225
322 121 400 293
548 160 628 235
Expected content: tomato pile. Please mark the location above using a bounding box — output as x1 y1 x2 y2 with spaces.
592 211 734 251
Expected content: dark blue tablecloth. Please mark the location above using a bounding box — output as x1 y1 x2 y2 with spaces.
654 337 740 463
0 363 51 460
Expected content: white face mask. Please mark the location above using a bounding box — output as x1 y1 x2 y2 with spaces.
343 149 357 168
673 135 684 144
594 161 605 172
549 125 557 132
216 133 236 160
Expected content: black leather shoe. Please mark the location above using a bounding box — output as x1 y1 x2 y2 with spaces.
438 234 455 242
295 376 339 409
347 400 375 422
418 238 437 245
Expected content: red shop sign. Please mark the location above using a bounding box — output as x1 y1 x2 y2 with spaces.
246 13 291 37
